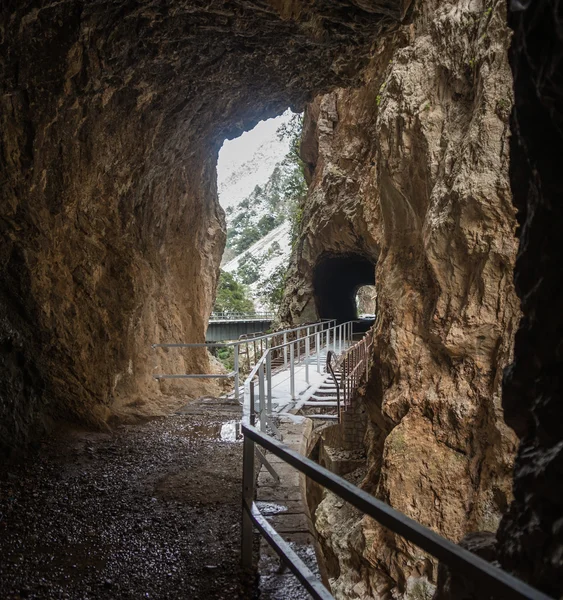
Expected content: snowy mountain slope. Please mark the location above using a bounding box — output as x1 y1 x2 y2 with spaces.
217 111 292 210
222 221 291 311
215 110 302 312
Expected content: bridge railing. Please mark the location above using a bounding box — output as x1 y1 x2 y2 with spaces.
151 319 343 401
241 380 553 600
242 320 356 432
209 311 275 321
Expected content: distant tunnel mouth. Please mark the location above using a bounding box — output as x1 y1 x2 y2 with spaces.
313 254 376 324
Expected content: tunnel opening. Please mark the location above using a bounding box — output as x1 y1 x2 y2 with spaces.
313 253 376 325
214 109 304 322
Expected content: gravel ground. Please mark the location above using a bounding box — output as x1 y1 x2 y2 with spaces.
0 397 257 600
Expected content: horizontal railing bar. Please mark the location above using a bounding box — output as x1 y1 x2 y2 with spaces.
152 342 233 348
244 321 356 385
242 423 553 600
153 373 235 379
246 501 333 600
153 319 338 349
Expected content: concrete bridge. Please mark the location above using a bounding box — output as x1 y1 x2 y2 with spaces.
205 314 274 342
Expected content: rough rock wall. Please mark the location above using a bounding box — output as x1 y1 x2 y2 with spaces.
282 1 521 597
0 0 411 451
495 1 563 597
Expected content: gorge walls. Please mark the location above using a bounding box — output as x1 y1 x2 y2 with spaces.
281 1 522 596
0 0 410 451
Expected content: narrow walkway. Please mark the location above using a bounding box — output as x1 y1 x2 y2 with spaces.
0 398 253 600
249 345 347 598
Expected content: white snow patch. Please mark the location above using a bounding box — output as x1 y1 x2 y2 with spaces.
217 110 294 209
223 221 292 311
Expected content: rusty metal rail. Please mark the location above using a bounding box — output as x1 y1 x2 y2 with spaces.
339 326 373 410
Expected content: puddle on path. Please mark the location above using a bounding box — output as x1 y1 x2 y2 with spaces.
255 501 288 515
179 420 243 442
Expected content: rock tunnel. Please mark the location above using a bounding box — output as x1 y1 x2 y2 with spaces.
313 253 375 323
0 0 409 450
0 0 562 598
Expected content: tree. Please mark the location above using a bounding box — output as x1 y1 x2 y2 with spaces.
213 270 255 314
259 268 287 311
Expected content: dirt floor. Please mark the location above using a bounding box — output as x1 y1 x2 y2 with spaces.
0 397 257 600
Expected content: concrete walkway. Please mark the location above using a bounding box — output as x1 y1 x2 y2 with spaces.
249 346 348 598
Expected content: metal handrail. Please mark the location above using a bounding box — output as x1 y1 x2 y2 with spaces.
151 319 339 401
241 414 554 600
152 319 337 349
325 350 341 422
210 311 275 321
243 320 356 431
338 327 374 409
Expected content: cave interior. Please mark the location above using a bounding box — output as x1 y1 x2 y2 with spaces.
0 0 561 598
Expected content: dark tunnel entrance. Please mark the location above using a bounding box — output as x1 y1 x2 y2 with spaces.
313 253 376 324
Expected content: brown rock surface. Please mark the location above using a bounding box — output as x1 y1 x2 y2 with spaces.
0 1 411 451
282 1 522 596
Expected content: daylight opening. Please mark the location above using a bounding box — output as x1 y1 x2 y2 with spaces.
313 254 376 324
356 285 377 318
214 110 305 317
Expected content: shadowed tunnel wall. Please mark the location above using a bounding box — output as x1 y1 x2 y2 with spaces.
313 254 376 323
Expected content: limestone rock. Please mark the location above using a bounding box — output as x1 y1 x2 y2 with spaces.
0 1 410 451
282 1 521 596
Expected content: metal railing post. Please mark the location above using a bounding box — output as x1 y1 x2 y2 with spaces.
290 343 296 400
259 364 266 431
266 352 272 415
305 332 310 385
241 387 256 571
283 332 288 368
316 332 321 373
234 343 240 401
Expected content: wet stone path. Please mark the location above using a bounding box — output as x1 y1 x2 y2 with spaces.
0 398 254 600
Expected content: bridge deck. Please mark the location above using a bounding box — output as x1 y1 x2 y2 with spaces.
206 319 273 342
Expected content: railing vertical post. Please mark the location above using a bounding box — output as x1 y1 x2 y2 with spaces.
290 343 296 400
305 331 310 385
339 325 342 355
259 364 266 431
365 337 369 380
234 343 240 401
241 386 256 571
283 332 288 368
316 331 321 373
266 352 272 415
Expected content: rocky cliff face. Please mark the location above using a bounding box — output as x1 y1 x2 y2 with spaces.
0 0 410 451
282 1 521 596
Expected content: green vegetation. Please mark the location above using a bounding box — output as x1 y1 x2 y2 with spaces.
213 270 255 314
259 268 287 311
214 346 235 371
